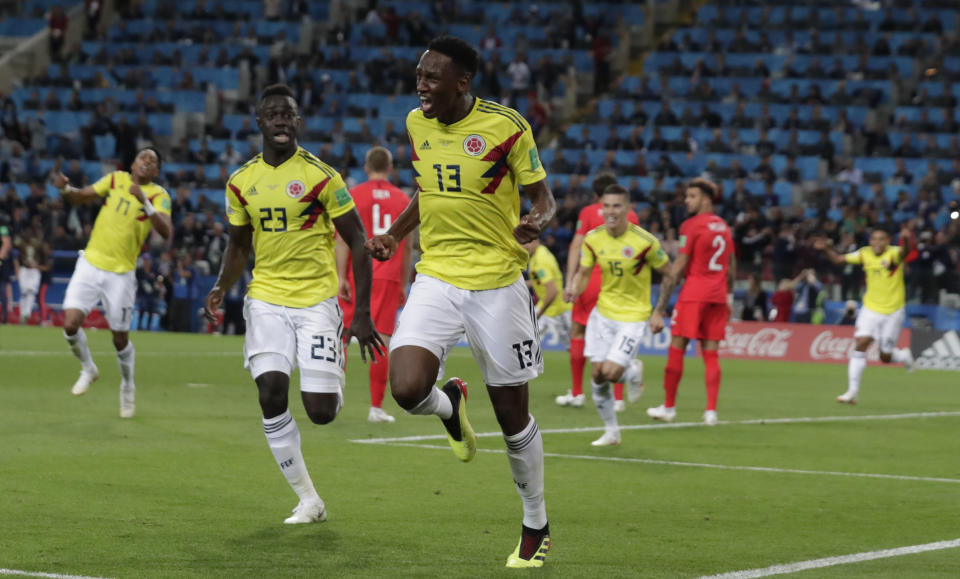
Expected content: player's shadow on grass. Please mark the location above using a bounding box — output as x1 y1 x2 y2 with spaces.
234 526 341 549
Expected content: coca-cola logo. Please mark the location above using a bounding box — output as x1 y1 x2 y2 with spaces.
810 330 881 361
720 326 792 358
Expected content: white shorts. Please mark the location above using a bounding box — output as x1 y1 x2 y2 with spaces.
538 310 571 349
390 274 543 387
63 253 136 331
243 296 346 394
854 306 905 354
17 267 41 295
584 309 649 367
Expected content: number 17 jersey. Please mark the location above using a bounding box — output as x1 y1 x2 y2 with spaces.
677 212 733 304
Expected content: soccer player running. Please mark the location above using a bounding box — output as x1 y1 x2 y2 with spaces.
564 185 673 446
647 179 734 426
335 146 412 423
203 84 383 524
365 36 556 568
54 147 172 418
523 236 572 350
814 225 914 403
560 172 641 410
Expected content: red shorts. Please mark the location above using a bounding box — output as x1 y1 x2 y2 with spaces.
572 272 602 326
340 280 404 337
671 301 729 342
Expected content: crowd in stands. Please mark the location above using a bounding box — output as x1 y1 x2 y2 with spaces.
1 0 959 331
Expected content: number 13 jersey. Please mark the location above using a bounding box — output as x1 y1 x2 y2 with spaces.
677 212 733 304
406 97 547 291
225 148 355 308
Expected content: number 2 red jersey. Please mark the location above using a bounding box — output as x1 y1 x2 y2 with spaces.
349 179 410 282
677 212 733 304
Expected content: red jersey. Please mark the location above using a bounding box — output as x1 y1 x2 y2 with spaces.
350 179 410 282
677 212 733 304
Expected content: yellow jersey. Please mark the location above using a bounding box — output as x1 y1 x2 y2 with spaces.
226 148 355 308
581 224 670 322
528 244 572 318
85 171 171 273
844 246 905 314
407 97 548 290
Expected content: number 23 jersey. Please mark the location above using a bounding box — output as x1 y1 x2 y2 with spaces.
407 97 547 291
226 148 355 308
677 212 733 304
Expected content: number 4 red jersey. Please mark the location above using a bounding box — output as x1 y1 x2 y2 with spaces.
677 212 733 304
350 179 410 282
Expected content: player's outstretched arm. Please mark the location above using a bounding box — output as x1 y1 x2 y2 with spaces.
54 172 100 205
365 192 420 261
515 180 556 244
204 224 253 322
565 233 586 287
813 237 846 265
537 280 559 318
650 255 683 334
564 267 589 303
335 209 385 362
898 223 914 260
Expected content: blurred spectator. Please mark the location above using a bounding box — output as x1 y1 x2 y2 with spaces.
741 273 769 322
169 253 195 332
770 279 795 323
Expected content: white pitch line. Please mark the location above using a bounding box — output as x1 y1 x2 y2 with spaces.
350 411 960 444
370 442 960 485
698 537 960 578
0 569 114 579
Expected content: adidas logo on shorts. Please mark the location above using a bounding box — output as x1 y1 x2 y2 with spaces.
916 330 960 371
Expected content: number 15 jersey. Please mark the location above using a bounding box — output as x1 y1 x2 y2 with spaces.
677 212 733 304
407 97 547 291
226 148 355 308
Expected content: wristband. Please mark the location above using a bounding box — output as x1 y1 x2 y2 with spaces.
142 200 156 216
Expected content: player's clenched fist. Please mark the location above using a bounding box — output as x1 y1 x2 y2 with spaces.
203 286 225 322
513 215 541 244
365 234 397 261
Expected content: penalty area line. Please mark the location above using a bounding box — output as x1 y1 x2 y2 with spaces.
350 411 960 444
698 537 960 578
0 569 114 579
367 443 960 485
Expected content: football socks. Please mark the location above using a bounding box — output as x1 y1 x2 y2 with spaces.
116 341 135 386
591 380 619 435
664 345 685 408
64 328 96 374
504 415 547 529
848 350 867 396
703 349 721 412
263 410 319 503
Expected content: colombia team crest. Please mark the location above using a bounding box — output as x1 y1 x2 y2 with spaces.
463 134 486 156
286 180 306 198
622 247 635 258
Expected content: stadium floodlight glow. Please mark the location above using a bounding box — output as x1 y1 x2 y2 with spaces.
951 211 959 220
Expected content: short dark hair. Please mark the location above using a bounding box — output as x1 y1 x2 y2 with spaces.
259 83 296 102
688 178 719 203
592 171 618 197
602 184 629 199
427 35 479 78
140 146 163 170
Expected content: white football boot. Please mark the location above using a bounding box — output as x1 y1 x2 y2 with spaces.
284 498 327 524
71 366 99 396
646 404 677 422
555 391 585 407
368 407 396 423
590 431 622 447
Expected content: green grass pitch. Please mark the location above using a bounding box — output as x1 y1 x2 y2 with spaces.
1 325 958 578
